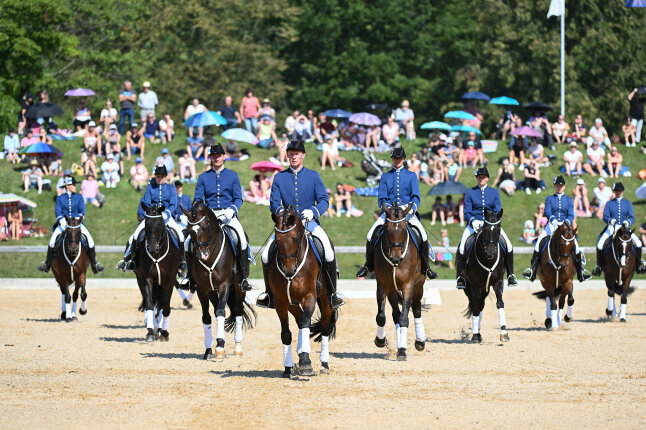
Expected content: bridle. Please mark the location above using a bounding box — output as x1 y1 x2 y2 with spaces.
143 208 170 285
546 223 575 289
273 210 308 305
188 208 225 290
62 219 83 282
474 215 502 292
380 209 410 288
611 226 633 285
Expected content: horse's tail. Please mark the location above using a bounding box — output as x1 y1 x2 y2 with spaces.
463 306 472 318
532 287 563 300
138 300 145 312
310 299 338 342
224 292 257 333
612 284 635 296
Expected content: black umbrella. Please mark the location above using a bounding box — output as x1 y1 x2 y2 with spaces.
25 102 64 119
523 101 553 111
428 181 468 196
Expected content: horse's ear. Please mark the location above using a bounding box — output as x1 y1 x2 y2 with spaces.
573 226 578 235
181 206 191 217
631 228 635 235
381 203 389 215
141 202 149 212
65 216 71 224
159 204 165 213
403 202 413 215
497 208 503 219
287 214 297 226
271 212 279 224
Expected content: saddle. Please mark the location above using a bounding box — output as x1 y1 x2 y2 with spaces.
464 230 507 265
53 231 89 253
372 224 422 254
137 227 180 251
268 233 325 267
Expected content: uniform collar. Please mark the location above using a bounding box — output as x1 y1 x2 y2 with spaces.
479 184 487 191
178 192 183 197
394 166 404 172
556 192 564 197
290 165 304 174
214 166 225 173
617 196 623 202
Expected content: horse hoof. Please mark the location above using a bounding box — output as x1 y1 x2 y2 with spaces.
297 363 315 377
159 330 169 341
414 340 425 351
564 315 572 323
545 318 552 329
203 348 213 360
65 318 73 323
79 309 87 315
374 336 387 348
215 348 225 359
605 308 613 317
320 362 330 375
61 312 66 320
282 367 292 378
145 329 156 342
620 318 626 323
71 316 77 321
500 333 510 342
471 333 482 343
396 348 407 361
234 342 243 357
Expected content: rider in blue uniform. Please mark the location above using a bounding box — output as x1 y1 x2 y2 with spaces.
192 143 251 291
455 167 518 289
37 176 104 274
356 146 438 279
592 182 646 275
523 176 591 282
256 139 344 309
174 180 192 227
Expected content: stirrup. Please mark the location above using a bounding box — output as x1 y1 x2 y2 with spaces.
456 276 466 289
592 266 602 276
580 269 592 281
507 274 518 287
240 278 252 292
93 262 105 274
256 292 274 309
522 267 533 280
425 268 438 280
330 293 345 310
37 262 50 273
356 265 369 277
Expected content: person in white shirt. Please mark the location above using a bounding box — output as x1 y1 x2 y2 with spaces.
101 153 120 188
284 110 299 135
592 177 612 219
137 81 158 122
178 150 197 183
158 112 175 143
526 138 547 165
586 118 610 149
563 142 583 176
4 127 20 164
393 100 415 140
184 98 207 139
100 99 118 133
583 140 606 176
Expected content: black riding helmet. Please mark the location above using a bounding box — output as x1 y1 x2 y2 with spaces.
154 164 167 176
209 143 225 156
475 167 489 177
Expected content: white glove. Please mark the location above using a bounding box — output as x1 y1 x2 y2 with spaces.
180 214 189 226
223 208 235 220
610 219 616 226
622 220 630 228
471 219 484 230
162 211 169 220
301 209 314 222
58 218 67 229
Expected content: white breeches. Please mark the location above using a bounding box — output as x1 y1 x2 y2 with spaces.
49 223 94 248
597 225 642 250
212 210 247 250
535 222 581 254
458 220 513 254
366 212 427 242
262 222 334 264
128 218 184 247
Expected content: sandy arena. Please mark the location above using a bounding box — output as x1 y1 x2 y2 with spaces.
1 282 645 429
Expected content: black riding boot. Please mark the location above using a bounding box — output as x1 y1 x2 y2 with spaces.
356 240 374 277
256 262 274 309
523 250 540 281
326 259 344 309
117 240 137 272
455 252 466 289
505 251 518 286
176 242 189 284
421 240 438 279
636 246 646 274
37 246 56 273
592 248 603 276
87 247 105 274
239 250 251 291
574 252 591 282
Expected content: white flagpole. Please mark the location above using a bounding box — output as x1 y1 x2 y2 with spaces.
560 4 565 116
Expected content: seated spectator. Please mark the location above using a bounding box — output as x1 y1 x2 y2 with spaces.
573 178 591 217
640 222 646 248
492 158 516 195
306 110 318 138
292 114 313 141
73 98 92 131
258 98 275 122
275 133 288 165
522 220 536 244
526 137 548 165
22 160 43 193
407 152 421 179
81 173 101 208
284 110 300 136
465 131 485 165
100 99 118 133
464 100 483 129
178 150 196 183
84 121 103 157
437 228 453 269
81 147 96 177
105 123 121 155
381 116 400 147
606 145 623 178
223 139 241 159
622 117 636 147
459 140 478 168
184 98 207 139
248 170 271 203
583 140 606 177
529 111 554 150
141 113 160 144
429 158 445 185
563 142 583 176
393 100 415 140
444 157 462 182
431 196 446 226
592 177 611 219
218 96 241 131
40 153 60 176
445 195 457 223
4 127 20 164
552 115 570 144
188 130 212 161
101 153 120 188
129 157 148 191
7 202 23 241
497 110 519 140
256 115 277 148
534 203 547 230
38 126 52 146
523 160 542 194
569 114 587 143
20 129 39 148
155 148 175 181
317 113 337 143
458 194 465 226
586 118 610 149
0 215 7 241
365 125 380 151
334 183 353 218
125 123 144 160
159 112 175 144
321 134 344 170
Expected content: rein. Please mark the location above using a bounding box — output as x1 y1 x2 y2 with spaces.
611 229 633 285
473 229 501 292
191 211 225 291
274 222 308 306
62 235 81 282
144 232 170 285
380 214 412 289
546 232 573 290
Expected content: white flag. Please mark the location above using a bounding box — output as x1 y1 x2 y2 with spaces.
547 0 564 18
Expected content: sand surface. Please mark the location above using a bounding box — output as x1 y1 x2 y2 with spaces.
1 287 645 429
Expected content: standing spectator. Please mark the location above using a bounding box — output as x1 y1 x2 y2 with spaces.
606 146 623 178
438 228 453 269
583 140 606 177
431 196 446 226
174 180 192 225
256 115 277 149
522 220 536 244
381 116 400 146
563 142 583 176
22 160 43 193
81 173 101 208
84 121 103 157
258 98 275 121
573 178 591 217
159 112 175 144
141 113 160 144
7 203 22 241
101 153 120 188
184 98 207 139
137 81 158 122
523 160 542 194
586 118 610 149
20 129 39 148
129 157 148 191
393 100 415 140
492 158 516 195
73 98 92 131
217 96 241 130
4 127 19 164
125 123 144 160
334 183 353 218
622 117 636 146
18 94 33 135
178 150 197 183
628 87 644 145
155 148 175 181
552 114 570 144
464 100 483 129
118 81 137 134
240 89 261 134
592 177 612 219
100 99 118 133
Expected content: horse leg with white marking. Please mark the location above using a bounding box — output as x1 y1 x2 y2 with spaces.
295 293 317 376
386 289 402 355
158 281 172 341
60 282 73 322
198 290 213 359
564 291 575 322
79 282 88 316
374 281 388 348
395 283 415 361
619 274 633 322
605 281 617 318
277 303 293 378
315 290 335 375
546 293 559 330
143 278 156 342
469 284 485 343
70 280 79 320
411 282 426 351
213 285 230 359
494 281 509 342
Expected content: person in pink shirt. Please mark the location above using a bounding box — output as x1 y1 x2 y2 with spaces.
81 173 101 208
20 129 39 148
240 88 261 134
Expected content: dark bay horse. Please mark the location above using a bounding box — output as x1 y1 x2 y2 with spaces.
601 225 636 322
373 203 427 361
534 222 577 330
135 203 181 342
463 209 509 343
182 202 255 359
51 216 90 322
267 205 338 377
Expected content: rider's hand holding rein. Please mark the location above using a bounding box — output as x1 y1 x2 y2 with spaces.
301 209 314 222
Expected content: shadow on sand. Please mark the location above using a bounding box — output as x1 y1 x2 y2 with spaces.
210 369 288 379
330 351 386 360
23 318 64 323
101 324 141 330
99 336 142 343
140 352 198 360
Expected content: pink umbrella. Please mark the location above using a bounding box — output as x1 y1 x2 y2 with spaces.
64 88 96 97
349 112 381 126
250 161 283 172
510 126 542 138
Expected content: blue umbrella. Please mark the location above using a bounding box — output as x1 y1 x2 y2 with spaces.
420 121 451 131
444 111 477 121
428 181 468 196
626 0 646 6
490 96 520 106
221 128 258 144
461 91 490 101
450 125 482 135
323 109 352 118
183 111 227 128
19 142 63 157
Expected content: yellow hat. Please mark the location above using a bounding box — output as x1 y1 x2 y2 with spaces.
143 81 151 87
401 100 410 107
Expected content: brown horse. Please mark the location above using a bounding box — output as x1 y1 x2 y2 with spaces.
51 216 90 322
535 222 577 330
182 202 255 359
267 205 338 377
373 203 427 361
601 225 637 322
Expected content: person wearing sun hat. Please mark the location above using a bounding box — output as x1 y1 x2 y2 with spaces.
138 81 158 122
393 99 415 140
37 175 104 274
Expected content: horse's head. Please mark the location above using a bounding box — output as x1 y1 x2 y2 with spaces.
271 205 304 277
381 202 412 265
481 208 503 259
64 216 83 255
556 221 577 255
183 201 220 261
614 224 634 267
142 202 166 255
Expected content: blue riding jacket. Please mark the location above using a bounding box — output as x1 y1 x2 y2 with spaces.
54 192 85 229
143 179 177 220
603 197 635 226
464 185 501 223
377 167 420 213
270 166 328 223
175 192 192 221
194 167 243 214
545 193 574 224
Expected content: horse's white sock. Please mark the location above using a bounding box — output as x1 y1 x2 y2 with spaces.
283 343 293 367
566 304 574 319
397 326 407 349
65 302 71 319
320 335 330 363
162 316 170 331
71 302 77 317
80 300 87 312
145 310 154 329
376 325 386 340
186 292 194 301
395 323 401 346
203 323 213 348
607 296 614 312
550 309 558 328
234 316 243 343
546 297 551 317
297 328 303 354
479 313 483 331
177 289 187 300
498 308 507 329
414 318 425 342
300 328 311 354
153 309 160 331
619 303 626 320
471 315 479 334
61 294 66 311
216 316 225 341
557 309 563 325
